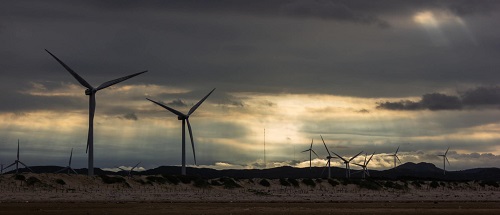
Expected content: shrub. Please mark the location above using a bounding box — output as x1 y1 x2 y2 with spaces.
411 180 422 188
430 181 440 188
210 180 223 186
315 179 323 183
177 175 198 184
162 174 180 185
259 179 271 187
55 179 66 185
302 178 316 187
100 175 126 184
328 178 339 187
14 174 26 181
479 181 499 188
26 176 41 186
384 181 394 188
219 177 241 189
193 178 210 188
279 178 291 186
358 180 382 190
287 178 299 187
146 176 168 184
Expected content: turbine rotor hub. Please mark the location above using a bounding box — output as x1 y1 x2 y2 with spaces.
85 88 96 95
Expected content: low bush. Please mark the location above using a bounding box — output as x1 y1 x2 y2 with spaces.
302 178 316 187
145 176 168 184
55 179 66 185
287 178 299 187
162 174 180 185
279 178 291 186
100 175 126 184
14 174 26 181
259 179 271 187
328 178 339 187
479 181 499 188
358 180 382 190
219 177 241 189
193 178 210 188
26 176 41 186
430 181 440 188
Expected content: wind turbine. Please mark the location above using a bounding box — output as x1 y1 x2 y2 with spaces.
387 145 401 168
117 161 141 177
352 152 375 179
438 146 450 175
147 88 215 175
320 135 337 178
55 148 78 174
331 150 363 179
4 140 34 174
301 139 319 171
45 49 147 176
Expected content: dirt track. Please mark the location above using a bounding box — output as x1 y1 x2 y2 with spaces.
1 202 499 215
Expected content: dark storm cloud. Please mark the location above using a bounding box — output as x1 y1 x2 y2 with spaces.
121 113 138 121
166 99 188 107
377 86 500 111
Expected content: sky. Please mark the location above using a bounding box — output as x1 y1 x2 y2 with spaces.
1 0 499 172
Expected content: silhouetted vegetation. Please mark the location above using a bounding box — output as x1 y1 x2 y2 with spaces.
55 179 66 185
146 176 168 184
219 177 241 189
26 176 41 186
177 175 198 184
248 189 271 196
358 180 382 190
411 180 423 188
210 180 223 186
287 178 299 187
100 175 126 184
193 178 210 188
259 179 271 187
14 174 25 181
328 178 339 187
302 178 316 187
279 178 291 186
430 181 440 188
162 174 180 185
479 181 499 188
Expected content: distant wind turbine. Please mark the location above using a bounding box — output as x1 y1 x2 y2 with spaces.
302 139 319 171
55 148 78 174
387 145 401 168
438 146 450 175
320 135 337 178
117 161 141 177
331 150 363 179
352 152 375 179
45 49 147 176
4 140 34 174
147 88 215 175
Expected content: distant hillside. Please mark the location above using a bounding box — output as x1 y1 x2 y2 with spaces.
3 162 499 181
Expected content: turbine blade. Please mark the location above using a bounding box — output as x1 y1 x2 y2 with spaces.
17 140 20 160
366 152 375 165
55 167 67 174
311 150 320 159
331 151 348 163
320 135 331 156
146 98 186 117
188 88 216 116
396 155 402 163
70 168 78 174
4 162 15 170
301 149 309 153
352 163 363 167
395 145 400 154
446 156 450 166
96 71 147 91
310 138 314 149
117 167 126 171
349 151 364 162
132 161 141 170
18 161 34 173
45 49 93 89
187 119 196 165
320 161 328 177
445 146 450 155
69 148 73 166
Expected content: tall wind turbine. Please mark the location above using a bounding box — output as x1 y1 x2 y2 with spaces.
352 152 375 179
45 49 147 176
320 135 337 178
55 148 78 174
4 140 34 174
117 161 141 177
331 151 363 179
147 88 215 175
301 139 319 171
388 145 401 168
438 146 450 175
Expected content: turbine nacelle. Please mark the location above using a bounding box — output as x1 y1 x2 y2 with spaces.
177 115 188 120
85 88 96 95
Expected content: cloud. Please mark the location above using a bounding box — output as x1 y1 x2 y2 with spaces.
121 112 138 121
166 99 187 107
377 86 500 111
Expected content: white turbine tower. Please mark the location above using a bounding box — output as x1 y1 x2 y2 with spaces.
352 152 375 179
117 161 142 177
46 49 147 176
55 148 78 174
388 145 401 168
147 88 215 175
320 135 337 178
331 151 363 179
438 146 450 175
301 139 319 171
4 140 34 174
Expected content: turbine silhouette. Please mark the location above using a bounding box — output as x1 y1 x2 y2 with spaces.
352 152 375 179
147 88 215 175
4 140 34 174
331 150 363 179
55 148 78 174
438 146 450 175
301 139 319 171
387 145 401 168
320 135 337 178
46 49 147 176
